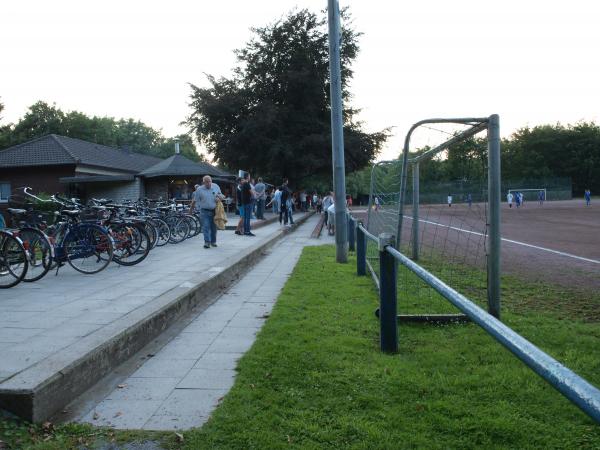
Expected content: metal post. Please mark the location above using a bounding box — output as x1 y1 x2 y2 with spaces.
412 162 419 260
348 215 355 252
356 223 366 276
487 114 501 319
327 0 348 263
379 233 398 353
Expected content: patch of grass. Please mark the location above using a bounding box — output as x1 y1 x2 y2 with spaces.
0 415 176 449
184 245 600 449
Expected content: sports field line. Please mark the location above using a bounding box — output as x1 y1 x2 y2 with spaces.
404 216 600 265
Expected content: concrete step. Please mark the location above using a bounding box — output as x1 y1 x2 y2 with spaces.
0 213 314 422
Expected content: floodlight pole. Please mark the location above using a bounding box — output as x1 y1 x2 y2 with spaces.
327 0 348 263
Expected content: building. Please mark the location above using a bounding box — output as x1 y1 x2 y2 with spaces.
0 134 234 220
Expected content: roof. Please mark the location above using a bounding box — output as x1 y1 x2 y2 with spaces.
139 153 233 178
59 174 136 184
0 134 162 173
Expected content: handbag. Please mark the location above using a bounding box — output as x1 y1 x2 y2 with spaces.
214 200 227 230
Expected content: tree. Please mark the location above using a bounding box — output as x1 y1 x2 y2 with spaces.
149 134 205 162
11 101 66 142
187 9 388 186
0 101 204 162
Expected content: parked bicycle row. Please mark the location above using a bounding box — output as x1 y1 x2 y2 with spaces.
0 187 205 288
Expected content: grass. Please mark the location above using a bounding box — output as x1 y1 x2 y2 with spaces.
1 244 599 449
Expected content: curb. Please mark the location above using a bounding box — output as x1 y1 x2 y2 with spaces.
0 212 315 422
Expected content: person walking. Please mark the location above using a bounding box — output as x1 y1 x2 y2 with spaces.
312 193 318 210
240 173 256 236
189 175 224 249
507 191 513 208
447 193 453 207
235 178 244 235
300 191 307 212
268 187 282 222
279 179 293 226
322 192 333 226
255 177 266 219
466 193 472 208
374 196 381 211
585 189 591 206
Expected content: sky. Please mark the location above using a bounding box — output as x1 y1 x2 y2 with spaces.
1 0 599 161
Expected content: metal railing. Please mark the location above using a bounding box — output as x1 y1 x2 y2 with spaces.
351 218 600 424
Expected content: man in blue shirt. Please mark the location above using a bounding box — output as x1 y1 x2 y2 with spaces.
190 175 224 248
254 177 266 220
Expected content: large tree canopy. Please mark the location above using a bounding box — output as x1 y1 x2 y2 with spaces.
187 9 388 185
0 101 203 162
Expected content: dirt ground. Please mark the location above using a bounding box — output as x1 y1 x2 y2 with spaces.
355 199 600 292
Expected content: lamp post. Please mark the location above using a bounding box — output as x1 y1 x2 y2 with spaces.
327 0 348 263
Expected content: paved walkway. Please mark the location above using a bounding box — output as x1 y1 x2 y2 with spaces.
0 214 308 383
74 214 332 430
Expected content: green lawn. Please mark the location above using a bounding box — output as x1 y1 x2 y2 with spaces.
1 245 599 449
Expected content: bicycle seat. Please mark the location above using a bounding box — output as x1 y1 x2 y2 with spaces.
7 208 27 215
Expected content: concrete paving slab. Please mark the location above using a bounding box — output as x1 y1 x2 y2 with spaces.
65 214 333 430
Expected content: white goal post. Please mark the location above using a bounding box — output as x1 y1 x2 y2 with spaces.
507 188 546 201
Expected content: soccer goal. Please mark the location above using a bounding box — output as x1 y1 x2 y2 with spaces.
508 188 546 202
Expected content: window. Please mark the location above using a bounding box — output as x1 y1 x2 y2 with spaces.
0 182 10 203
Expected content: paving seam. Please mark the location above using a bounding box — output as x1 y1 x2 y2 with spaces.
0 212 314 422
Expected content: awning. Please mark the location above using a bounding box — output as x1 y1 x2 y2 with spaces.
59 175 135 184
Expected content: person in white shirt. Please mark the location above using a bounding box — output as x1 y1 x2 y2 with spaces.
507 192 513 208
447 194 453 207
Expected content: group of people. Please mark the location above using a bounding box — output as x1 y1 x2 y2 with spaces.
506 191 524 208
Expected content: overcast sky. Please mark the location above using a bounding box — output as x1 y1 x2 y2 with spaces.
1 0 599 160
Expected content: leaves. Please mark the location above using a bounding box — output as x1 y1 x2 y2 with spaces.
0 101 203 161
186 8 388 186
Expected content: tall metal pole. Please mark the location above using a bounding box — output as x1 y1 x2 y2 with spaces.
487 114 501 319
412 162 420 260
327 0 348 263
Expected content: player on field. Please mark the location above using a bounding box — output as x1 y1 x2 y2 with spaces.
584 189 591 206
538 190 545 205
447 194 453 207
507 192 513 208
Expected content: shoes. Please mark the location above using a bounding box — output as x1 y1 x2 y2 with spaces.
245 232 256 236
211 243 217 247
234 230 242 235
204 243 210 249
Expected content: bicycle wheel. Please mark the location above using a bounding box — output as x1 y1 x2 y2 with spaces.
181 215 197 239
0 231 28 288
151 218 171 247
64 224 114 274
185 214 202 237
111 223 151 266
143 221 158 249
19 227 53 282
166 217 189 244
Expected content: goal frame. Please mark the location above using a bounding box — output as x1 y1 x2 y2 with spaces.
507 188 546 201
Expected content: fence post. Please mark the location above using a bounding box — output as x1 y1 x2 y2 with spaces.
348 215 356 252
412 162 420 260
487 114 501 319
379 233 398 353
356 222 366 276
